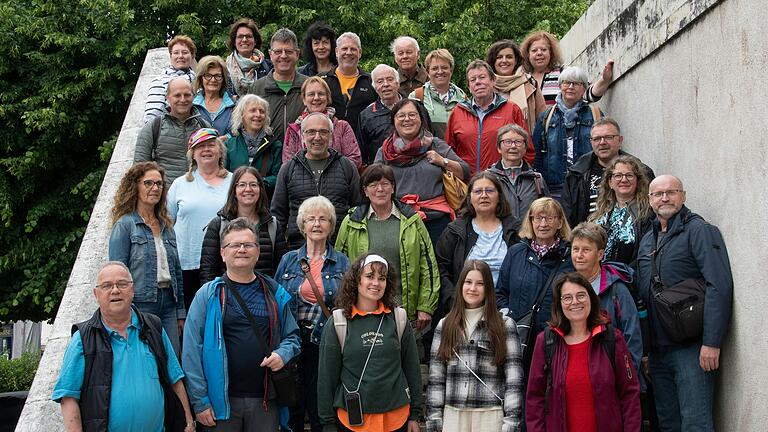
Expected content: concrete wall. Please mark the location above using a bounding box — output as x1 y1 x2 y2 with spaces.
15 48 169 432
560 0 768 429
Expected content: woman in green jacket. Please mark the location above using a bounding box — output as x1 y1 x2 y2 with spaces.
335 163 440 337
224 94 282 197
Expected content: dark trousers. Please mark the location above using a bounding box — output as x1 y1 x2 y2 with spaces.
182 268 201 311
289 338 322 432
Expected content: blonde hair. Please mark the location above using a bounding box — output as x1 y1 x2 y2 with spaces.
517 197 571 240
425 48 455 71
184 139 229 181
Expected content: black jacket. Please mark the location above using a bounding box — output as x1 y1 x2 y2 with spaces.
356 99 394 165
73 307 184 432
435 215 519 306
637 206 733 348
270 148 362 249
199 208 285 284
324 67 377 137
560 150 655 228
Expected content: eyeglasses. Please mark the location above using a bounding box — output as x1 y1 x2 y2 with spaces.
500 139 526 147
236 34 254 41
304 217 330 225
611 173 636 181
304 91 327 99
142 180 163 189
170 50 191 56
302 128 331 137
561 80 585 88
223 242 258 251
395 112 419 121
649 189 683 199
590 134 619 143
471 187 497 196
203 73 224 82
270 48 297 56
531 215 557 223
428 65 451 73
561 292 589 304
96 280 133 291
366 181 393 190
235 181 260 190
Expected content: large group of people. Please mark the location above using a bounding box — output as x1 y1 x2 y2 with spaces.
52 18 734 432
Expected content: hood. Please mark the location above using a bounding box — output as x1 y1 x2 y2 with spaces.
598 262 634 295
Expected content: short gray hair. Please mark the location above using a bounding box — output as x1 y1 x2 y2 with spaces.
270 27 299 50
220 217 259 245
390 36 420 53
296 196 337 237
496 124 529 149
300 112 334 134
96 261 132 285
558 66 589 86
371 64 400 85
337 32 361 49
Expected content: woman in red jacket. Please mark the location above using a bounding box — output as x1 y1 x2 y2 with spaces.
526 272 640 432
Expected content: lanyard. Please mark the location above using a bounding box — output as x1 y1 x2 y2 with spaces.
343 314 385 394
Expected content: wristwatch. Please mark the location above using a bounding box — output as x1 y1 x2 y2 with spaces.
442 157 448 167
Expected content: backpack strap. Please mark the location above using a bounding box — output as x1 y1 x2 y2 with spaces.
602 323 616 373
333 309 348 354
543 327 556 414
541 106 556 154
151 115 163 159
533 173 545 197
414 87 425 102
267 216 277 249
589 103 602 123
393 307 407 342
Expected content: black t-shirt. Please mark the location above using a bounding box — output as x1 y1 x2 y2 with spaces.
223 279 270 397
306 158 328 182
588 162 605 215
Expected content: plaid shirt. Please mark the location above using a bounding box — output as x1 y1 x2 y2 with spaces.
426 314 524 432
296 289 323 325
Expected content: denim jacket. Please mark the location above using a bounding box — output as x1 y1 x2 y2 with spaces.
274 243 349 344
108 212 185 319
532 105 602 188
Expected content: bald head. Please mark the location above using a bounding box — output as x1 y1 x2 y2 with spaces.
649 175 686 222
166 77 194 118
650 174 683 190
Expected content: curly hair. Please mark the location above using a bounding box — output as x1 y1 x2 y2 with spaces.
334 253 401 318
589 155 651 222
112 162 172 227
520 31 563 73
302 21 338 66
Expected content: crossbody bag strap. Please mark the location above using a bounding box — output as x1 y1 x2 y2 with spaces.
224 276 272 356
453 349 503 403
299 258 332 318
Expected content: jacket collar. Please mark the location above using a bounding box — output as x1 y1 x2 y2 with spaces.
457 92 508 117
350 200 417 223
597 262 634 295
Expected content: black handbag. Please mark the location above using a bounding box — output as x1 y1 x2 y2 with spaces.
650 250 706 343
515 249 566 371
225 276 300 407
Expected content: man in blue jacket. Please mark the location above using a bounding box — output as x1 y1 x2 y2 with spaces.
183 217 300 431
637 175 733 432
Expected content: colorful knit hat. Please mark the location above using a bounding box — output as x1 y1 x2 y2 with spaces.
188 128 220 149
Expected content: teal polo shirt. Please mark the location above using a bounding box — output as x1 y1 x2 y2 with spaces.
52 311 184 432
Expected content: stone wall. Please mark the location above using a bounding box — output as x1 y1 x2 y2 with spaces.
560 0 768 429
14 48 169 432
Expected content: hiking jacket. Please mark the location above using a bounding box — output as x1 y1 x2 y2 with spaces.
192 91 236 136
526 325 641 432
408 82 467 139
270 148 362 248
274 243 349 344
487 160 549 223
597 262 643 375
108 212 184 319
445 94 533 175
324 67 377 136
637 206 733 348
335 201 441 318
134 108 210 183
532 104 603 188
496 239 574 330
249 71 308 142
182 274 300 420
357 99 396 165
199 209 285 284
560 150 655 228
426 314 523 432
223 132 283 194
435 215 519 307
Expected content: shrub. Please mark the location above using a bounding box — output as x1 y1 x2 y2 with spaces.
0 351 42 393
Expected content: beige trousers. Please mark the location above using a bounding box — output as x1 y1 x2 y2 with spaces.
442 405 504 431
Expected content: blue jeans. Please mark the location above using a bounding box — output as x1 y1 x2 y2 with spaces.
134 288 181 357
649 343 715 432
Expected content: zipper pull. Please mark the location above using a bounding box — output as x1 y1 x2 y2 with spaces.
624 355 632 380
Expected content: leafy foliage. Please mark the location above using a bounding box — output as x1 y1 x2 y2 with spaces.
0 351 42 392
0 0 587 321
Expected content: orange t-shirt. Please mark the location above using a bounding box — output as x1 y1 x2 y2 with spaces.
336 70 360 100
337 302 410 431
299 258 324 303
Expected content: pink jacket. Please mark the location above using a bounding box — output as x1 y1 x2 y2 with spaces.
526 325 641 432
283 111 362 168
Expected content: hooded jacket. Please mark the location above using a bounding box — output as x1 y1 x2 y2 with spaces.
445 94 533 175
335 201 440 318
526 325 641 432
435 215 519 307
487 160 549 222
637 206 733 348
596 262 643 375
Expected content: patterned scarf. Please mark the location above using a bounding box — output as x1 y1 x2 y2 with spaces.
531 237 561 261
555 93 586 129
381 130 433 166
226 49 267 96
241 128 267 158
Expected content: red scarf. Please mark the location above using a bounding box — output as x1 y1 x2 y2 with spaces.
381 130 433 166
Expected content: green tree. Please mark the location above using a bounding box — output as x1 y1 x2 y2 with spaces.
0 0 587 321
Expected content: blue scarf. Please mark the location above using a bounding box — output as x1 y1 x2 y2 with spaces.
555 93 586 129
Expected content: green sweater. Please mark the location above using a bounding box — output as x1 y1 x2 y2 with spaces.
317 310 422 431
